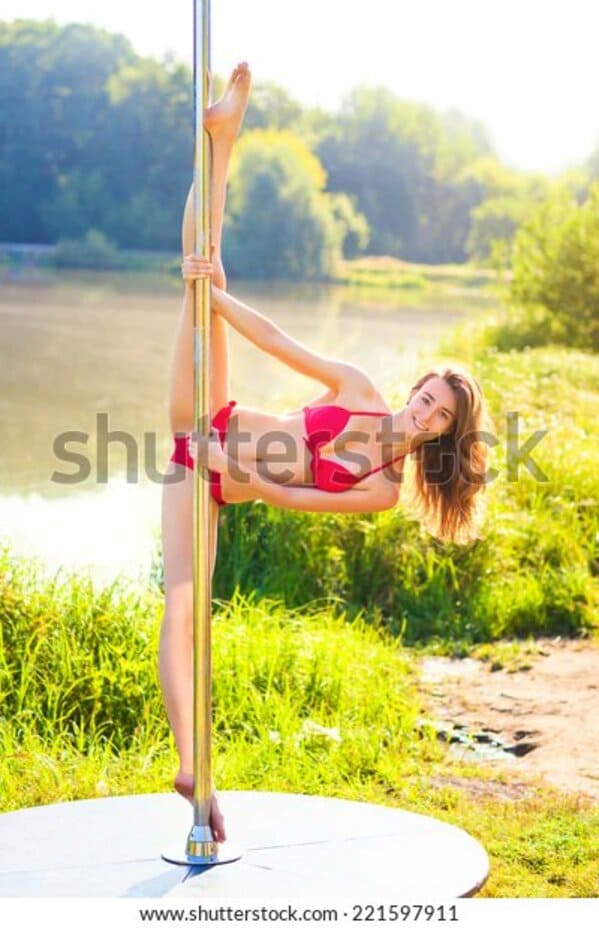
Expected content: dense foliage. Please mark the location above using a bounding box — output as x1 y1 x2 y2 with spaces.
509 183 599 350
314 88 494 262
2 17 582 275
0 20 190 250
223 129 357 279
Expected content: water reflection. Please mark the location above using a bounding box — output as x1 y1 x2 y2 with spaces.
0 479 160 590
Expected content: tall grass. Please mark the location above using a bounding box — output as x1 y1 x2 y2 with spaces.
0 566 426 800
1 558 597 896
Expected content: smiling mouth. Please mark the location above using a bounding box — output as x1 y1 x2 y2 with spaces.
413 415 428 432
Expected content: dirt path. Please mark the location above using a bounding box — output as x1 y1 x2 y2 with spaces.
416 638 599 803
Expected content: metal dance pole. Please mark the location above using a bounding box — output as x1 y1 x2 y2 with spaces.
188 0 216 863
163 0 240 867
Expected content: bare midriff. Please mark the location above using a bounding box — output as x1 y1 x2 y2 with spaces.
218 400 404 503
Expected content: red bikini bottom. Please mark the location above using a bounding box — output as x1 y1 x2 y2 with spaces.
169 400 237 507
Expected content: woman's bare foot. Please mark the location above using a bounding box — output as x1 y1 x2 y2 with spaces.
204 62 251 141
174 771 227 843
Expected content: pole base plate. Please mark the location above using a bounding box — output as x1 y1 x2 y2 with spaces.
0 791 489 897
161 843 242 866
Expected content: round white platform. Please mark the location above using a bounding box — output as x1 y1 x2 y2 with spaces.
0 790 489 897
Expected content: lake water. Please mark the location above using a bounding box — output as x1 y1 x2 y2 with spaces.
0 269 497 587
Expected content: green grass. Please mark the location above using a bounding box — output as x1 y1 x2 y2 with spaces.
1 575 597 897
335 256 499 291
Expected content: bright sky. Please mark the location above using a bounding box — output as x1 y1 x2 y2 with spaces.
4 0 599 175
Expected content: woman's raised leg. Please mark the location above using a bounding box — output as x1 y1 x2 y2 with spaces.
168 62 251 433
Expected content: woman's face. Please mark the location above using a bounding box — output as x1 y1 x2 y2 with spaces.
406 376 457 442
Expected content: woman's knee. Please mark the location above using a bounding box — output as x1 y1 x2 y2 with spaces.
163 583 193 625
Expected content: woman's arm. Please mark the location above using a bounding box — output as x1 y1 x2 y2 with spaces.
211 285 372 391
190 436 399 512
248 469 398 513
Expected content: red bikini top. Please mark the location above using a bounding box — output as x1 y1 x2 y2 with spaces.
303 404 405 493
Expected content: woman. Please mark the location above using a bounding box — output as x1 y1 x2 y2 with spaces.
184 276 489 538
160 62 490 840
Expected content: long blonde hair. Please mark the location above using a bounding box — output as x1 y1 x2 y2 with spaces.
404 365 491 544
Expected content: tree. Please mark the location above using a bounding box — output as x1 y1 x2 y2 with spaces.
0 20 136 243
243 82 303 132
224 130 344 279
509 183 599 350
315 87 493 262
0 20 191 249
466 196 537 265
328 193 370 258
101 58 191 248
456 157 553 265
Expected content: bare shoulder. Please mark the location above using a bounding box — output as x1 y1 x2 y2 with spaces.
334 362 378 397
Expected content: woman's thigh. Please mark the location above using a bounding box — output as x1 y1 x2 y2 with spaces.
161 461 218 605
211 312 230 417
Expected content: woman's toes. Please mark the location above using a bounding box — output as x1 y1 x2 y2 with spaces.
211 802 227 842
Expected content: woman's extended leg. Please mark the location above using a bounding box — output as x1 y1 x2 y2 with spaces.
159 465 225 832
169 62 251 433
159 64 251 839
